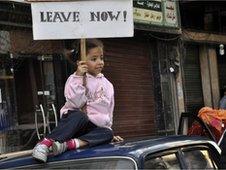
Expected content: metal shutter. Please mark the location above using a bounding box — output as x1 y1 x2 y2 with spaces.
182 44 204 114
103 38 156 139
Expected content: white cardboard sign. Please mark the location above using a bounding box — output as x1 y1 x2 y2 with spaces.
31 0 134 40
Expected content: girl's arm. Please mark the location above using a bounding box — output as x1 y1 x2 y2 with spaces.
64 74 87 109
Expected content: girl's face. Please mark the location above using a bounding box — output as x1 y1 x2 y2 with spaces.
86 46 104 76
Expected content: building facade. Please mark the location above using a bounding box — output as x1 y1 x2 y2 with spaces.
180 1 226 113
0 0 182 153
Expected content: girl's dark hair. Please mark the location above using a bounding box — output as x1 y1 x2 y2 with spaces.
65 39 104 64
86 39 104 52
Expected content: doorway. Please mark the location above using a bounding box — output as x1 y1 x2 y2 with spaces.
14 55 58 130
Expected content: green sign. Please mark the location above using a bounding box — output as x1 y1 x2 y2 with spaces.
133 0 179 28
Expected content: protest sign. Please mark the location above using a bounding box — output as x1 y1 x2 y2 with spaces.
31 0 134 40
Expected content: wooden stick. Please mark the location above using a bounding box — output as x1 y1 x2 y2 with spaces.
0 150 33 159
80 39 86 61
80 39 87 112
80 39 87 88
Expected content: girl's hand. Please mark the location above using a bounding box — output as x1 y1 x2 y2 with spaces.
112 135 124 142
76 61 88 76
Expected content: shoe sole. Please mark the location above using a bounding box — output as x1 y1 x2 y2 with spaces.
32 152 47 163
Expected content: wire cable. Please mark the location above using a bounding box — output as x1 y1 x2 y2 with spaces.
148 32 181 41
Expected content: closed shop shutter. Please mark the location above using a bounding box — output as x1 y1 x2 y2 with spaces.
182 44 204 114
103 38 156 139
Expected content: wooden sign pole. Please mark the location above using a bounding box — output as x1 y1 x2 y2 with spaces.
80 38 86 61
80 38 87 92
80 38 88 112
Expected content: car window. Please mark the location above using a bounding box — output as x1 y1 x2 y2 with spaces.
144 153 180 169
18 157 137 169
182 149 216 169
144 145 219 170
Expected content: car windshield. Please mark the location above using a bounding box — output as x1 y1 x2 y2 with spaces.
56 157 136 169
17 157 137 169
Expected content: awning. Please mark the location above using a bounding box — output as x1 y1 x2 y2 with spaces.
8 0 29 3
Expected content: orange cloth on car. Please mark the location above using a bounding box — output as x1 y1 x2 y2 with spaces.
198 107 226 133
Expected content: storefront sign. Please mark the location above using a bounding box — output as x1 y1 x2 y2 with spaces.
31 0 134 40
133 0 179 28
0 31 10 54
164 0 178 27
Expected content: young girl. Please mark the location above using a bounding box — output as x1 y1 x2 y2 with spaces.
32 39 115 163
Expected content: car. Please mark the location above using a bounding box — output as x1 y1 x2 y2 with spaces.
0 135 221 169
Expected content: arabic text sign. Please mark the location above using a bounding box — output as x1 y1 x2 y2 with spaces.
31 0 134 40
133 0 178 28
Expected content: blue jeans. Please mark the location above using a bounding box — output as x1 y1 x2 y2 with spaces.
46 109 113 147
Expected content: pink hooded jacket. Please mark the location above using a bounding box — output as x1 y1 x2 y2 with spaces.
60 72 114 129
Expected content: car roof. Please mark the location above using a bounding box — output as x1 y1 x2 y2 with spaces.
0 135 220 168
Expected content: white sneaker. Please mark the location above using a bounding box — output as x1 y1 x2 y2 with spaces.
32 144 49 162
52 141 67 156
